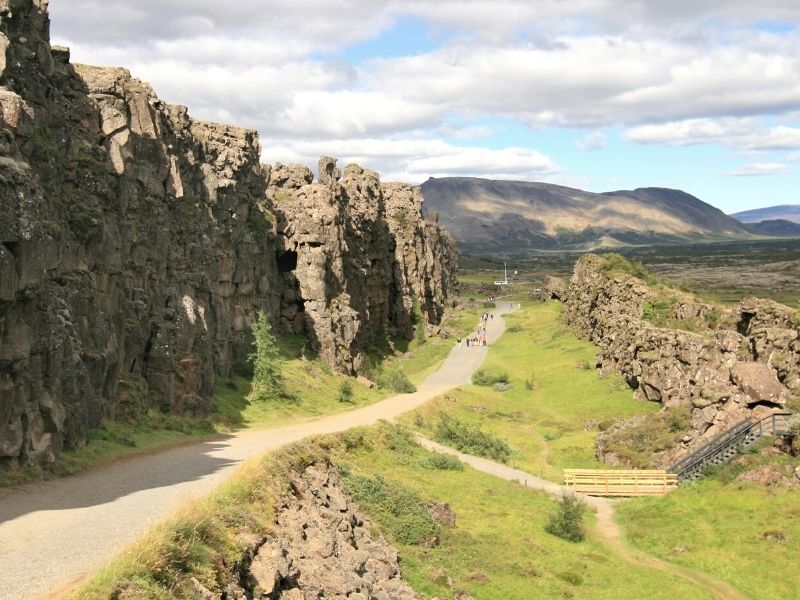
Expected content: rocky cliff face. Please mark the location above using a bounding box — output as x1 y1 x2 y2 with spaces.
268 160 457 372
562 255 799 467
0 1 457 469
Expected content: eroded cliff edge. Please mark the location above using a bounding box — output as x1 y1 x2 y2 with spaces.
562 255 799 467
0 0 457 468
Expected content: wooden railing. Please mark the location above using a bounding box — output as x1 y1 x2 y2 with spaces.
563 469 678 497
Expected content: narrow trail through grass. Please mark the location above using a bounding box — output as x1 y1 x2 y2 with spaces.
416 435 747 600
400 300 755 599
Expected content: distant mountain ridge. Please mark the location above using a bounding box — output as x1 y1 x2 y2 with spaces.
748 219 800 237
420 177 754 253
731 205 800 224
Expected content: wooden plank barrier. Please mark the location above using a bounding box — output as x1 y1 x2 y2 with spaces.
563 469 678 497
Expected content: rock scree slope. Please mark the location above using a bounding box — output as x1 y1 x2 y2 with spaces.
0 0 457 470
177 462 418 600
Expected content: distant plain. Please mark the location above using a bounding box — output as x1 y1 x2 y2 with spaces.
461 238 800 307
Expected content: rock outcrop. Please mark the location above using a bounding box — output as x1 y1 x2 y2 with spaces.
189 463 417 600
269 161 457 372
0 1 457 468
562 255 799 467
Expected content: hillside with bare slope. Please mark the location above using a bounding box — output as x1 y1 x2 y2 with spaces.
421 177 755 253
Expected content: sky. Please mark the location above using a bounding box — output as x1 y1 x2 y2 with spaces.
49 1 800 214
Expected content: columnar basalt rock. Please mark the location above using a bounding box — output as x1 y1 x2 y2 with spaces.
0 2 457 468
562 255 798 467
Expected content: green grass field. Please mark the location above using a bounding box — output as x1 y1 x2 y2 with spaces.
71 425 714 600
402 301 659 481
616 461 800 600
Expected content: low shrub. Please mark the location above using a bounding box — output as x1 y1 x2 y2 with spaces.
434 414 513 463
419 451 464 471
378 369 417 394
472 370 510 387
507 324 523 333
383 423 418 455
493 382 512 392
338 380 354 403
545 493 586 543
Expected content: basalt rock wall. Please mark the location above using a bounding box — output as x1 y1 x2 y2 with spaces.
563 255 799 467
0 1 457 468
268 160 457 372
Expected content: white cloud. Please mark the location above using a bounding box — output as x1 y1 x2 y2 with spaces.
728 162 793 176
624 118 757 145
47 1 800 183
625 118 800 152
742 126 800 150
577 131 607 151
265 137 560 183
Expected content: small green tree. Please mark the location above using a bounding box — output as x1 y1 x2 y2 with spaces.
338 380 354 403
412 296 427 344
248 311 284 401
545 492 586 542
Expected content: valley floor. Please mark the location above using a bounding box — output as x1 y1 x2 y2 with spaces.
8 300 798 600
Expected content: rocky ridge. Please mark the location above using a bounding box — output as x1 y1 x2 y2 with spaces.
0 0 457 469
188 463 418 600
115 462 418 600
562 255 799 467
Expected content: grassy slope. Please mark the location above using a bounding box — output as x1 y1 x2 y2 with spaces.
403 301 658 481
404 299 800 598
616 466 800 600
72 426 712 600
341 424 713 600
0 301 484 488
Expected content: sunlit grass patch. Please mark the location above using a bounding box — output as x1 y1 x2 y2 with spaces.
403 302 658 481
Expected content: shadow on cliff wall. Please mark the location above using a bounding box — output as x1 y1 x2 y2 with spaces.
0 434 238 525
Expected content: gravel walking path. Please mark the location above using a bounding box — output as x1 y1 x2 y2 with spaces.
0 302 512 600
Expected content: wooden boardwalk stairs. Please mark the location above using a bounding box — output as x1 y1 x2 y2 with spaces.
668 411 792 482
564 412 792 496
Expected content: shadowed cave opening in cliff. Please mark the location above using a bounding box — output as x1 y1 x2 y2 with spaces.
276 250 298 273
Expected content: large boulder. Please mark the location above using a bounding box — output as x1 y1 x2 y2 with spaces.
730 362 787 406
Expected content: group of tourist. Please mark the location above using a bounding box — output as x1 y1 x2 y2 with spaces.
458 311 494 348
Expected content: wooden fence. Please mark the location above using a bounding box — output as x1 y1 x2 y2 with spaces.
563 469 678 497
